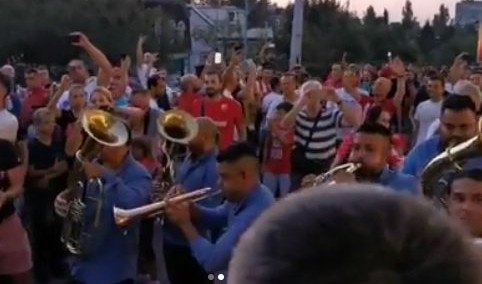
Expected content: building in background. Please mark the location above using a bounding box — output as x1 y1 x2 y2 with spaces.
189 4 273 71
455 0 482 26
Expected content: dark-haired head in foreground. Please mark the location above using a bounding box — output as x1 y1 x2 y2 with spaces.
229 185 481 284
217 142 259 202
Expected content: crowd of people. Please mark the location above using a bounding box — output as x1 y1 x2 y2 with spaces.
0 31 482 284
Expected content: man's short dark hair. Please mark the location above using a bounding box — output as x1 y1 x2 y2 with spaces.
442 95 476 114
365 106 384 124
276 102 293 113
25 68 38 75
269 76 280 90
448 169 482 194
0 73 11 95
429 74 445 86
217 142 257 163
262 62 274 70
356 123 391 138
147 75 160 90
229 185 482 284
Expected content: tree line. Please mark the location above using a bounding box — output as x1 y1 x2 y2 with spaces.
0 0 477 76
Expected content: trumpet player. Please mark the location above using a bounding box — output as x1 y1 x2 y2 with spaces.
165 142 275 281
304 123 418 194
54 136 152 284
162 117 221 284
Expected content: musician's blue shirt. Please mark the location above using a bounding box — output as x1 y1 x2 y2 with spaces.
190 184 274 274
403 135 482 178
163 150 220 247
403 135 441 177
71 155 152 284
377 168 420 195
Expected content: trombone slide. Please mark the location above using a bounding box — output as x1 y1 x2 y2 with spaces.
113 187 215 226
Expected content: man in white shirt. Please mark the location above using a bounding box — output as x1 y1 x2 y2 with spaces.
413 75 444 145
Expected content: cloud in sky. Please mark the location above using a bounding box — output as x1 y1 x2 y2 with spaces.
272 0 459 22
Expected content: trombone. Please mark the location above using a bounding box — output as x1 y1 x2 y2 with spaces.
113 187 220 227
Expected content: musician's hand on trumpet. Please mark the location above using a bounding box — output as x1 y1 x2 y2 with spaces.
300 174 317 189
332 170 356 184
165 195 192 226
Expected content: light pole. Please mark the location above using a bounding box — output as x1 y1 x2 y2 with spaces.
243 0 249 58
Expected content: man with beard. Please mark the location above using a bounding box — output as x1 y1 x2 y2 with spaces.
165 142 274 282
192 71 246 151
403 95 478 178
161 117 221 284
315 123 418 194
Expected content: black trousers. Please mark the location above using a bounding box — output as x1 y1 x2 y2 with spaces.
25 188 66 281
164 242 213 284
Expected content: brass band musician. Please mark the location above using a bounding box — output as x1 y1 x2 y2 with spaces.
55 121 152 284
165 142 275 281
303 123 418 194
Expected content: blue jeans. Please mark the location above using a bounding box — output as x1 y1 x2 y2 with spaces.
263 172 291 197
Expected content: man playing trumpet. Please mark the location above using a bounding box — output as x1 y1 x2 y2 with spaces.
164 142 275 281
303 123 419 195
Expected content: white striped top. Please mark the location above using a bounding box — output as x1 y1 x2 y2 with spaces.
295 108 343 161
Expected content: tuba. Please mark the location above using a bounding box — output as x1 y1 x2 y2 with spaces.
420 119 482 208
61 109 129 255
151 109 199 201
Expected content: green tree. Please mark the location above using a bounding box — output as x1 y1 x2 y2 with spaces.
363 6 377 26
383 9 389 25
0 0 160 65
401 0 416 29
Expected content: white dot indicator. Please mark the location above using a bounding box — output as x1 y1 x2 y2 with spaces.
217 273 225 280
208 274 215 280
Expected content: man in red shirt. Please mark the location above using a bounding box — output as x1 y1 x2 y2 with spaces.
192 71 246 150
20 69 49 128
178 74 201 116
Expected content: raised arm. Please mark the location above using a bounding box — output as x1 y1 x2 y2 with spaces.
46 75 72 113
71 32 113 87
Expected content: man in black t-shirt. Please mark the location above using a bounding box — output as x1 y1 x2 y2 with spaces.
0 139 33 284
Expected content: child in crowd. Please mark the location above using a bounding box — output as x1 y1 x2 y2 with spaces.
263 102 294 198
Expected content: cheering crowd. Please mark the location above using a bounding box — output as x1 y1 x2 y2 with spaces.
1 31 482 284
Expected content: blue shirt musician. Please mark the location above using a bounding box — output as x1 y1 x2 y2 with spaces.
54 137 152 284
165 142 275 282
403 95 482 178
312 123 419 194
160 117 220 284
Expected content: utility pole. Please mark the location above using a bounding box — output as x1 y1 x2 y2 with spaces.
289 0 304 68
243 0 249 58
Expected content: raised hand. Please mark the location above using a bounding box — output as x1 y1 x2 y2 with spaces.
70 32 91 49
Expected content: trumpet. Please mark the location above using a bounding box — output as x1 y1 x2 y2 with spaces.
306 163 362 187
113 187 220 227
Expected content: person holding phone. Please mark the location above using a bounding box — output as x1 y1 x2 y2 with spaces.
56 32 113 111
